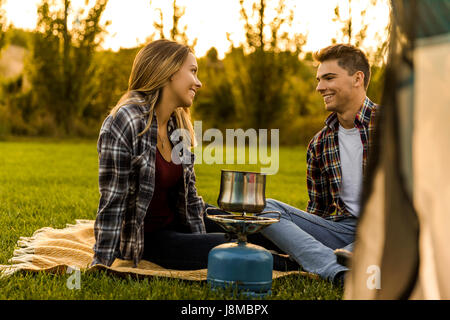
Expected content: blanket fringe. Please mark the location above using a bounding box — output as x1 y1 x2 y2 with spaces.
12 246 35 256
17 238 36 247
0 219 94 278
9 254 35 264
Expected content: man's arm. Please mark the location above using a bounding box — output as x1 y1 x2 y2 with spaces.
306 142 332 217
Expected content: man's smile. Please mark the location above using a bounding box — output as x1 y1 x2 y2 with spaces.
323 93 335 103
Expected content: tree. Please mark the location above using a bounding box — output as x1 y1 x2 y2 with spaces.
89 46 139 126
332 0 372 47
0 0 6 50
27 0 109 135
331 0 389 63
194 0 328 145
194 47 236 130
331 0 389 104
224 0 307 130
149 0 197 48
238 0 305 53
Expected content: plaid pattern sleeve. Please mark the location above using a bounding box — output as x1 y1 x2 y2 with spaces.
92 115 133 266
185 165 206 233
306 138 334 217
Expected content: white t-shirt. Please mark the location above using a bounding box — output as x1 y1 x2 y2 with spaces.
338 124 363 218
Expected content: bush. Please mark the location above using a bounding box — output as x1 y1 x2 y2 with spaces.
278 114 327 146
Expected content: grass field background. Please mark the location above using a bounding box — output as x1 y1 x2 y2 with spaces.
0 140 343 299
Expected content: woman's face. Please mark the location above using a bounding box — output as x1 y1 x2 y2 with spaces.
167 52 202 108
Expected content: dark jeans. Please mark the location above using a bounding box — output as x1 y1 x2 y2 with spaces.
142 204 299 271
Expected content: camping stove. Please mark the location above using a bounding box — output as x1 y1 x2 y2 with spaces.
205 170 280 297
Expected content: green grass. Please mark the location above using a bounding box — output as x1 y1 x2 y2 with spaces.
0 140 343 300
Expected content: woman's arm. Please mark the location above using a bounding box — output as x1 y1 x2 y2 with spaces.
185 164 207 234
92 124 132 267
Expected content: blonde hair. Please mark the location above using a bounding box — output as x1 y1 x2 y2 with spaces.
110 39 196 146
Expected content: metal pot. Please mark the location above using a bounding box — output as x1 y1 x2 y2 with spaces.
217 170 266 213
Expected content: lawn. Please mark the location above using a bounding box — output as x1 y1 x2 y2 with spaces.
0 140 343 300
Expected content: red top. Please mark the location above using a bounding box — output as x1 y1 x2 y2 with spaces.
144 147 183 232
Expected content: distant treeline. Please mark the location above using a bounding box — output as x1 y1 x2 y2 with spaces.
0 0 387 145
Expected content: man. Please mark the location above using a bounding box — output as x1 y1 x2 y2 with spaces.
260 44 379 285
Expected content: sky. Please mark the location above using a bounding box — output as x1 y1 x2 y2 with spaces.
3 0 390 58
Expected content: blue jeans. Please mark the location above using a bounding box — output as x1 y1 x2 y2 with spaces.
259 199 357 282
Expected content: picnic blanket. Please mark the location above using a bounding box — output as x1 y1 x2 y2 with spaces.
0 220 313 281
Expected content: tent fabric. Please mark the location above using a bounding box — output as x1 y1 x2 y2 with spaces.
410 35 450 299
412 1 450 39
344 0 450 299
391 0 450 39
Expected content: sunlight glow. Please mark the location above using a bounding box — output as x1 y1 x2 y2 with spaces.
4 0 390 58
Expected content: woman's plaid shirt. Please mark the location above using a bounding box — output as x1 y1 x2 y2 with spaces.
92 103 206 267
306 97 379 221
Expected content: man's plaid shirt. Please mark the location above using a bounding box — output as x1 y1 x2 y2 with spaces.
306 96 379 221
92 103 206 267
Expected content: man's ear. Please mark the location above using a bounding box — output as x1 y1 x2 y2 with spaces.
354 71 365 88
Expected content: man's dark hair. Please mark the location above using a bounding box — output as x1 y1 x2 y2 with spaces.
314 44 371 90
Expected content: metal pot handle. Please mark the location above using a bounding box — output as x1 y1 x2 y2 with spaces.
255 210 281 221
204 206 215 219
204 206 229 218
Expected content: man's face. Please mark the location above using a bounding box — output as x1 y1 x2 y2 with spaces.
315 59 356 113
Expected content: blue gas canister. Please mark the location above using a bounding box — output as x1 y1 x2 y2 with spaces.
207 240 273 297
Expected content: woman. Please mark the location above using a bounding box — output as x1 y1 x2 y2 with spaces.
91 39 296 270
